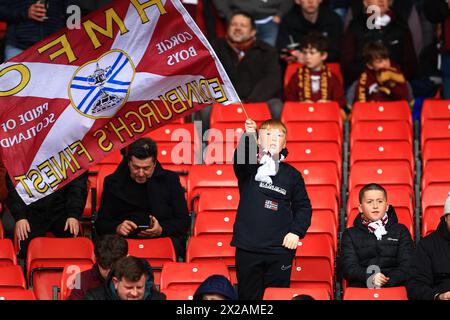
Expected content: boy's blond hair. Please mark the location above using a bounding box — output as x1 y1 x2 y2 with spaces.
259 119 287 135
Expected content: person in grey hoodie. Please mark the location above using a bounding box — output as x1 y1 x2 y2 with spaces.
212 0 294 46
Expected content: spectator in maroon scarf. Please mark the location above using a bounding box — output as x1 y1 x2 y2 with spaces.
67 234 128 300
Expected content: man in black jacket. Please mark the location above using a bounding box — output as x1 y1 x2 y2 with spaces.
339 183 413 288
407 193 450 300
6 172 88 259
212 11 283 119
232 118 312 300
276 0 343 62
95 137 189 259
85 256 165 300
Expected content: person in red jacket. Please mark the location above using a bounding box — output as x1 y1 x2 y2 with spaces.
68 234 128 300
354 41 409 103
284 31 347 111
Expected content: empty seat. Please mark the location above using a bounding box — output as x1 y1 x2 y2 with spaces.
126 238 177 288
286 142 342 177
421 120 450 153
193 212 236 237
308 213 338 253
210 103 271 127
0 265 26 291
263 287 331 300
421 99 450 125
94 164 118 212
0 239 16 267
156 141 196 166
343 286 408 300
292 162 341 203
207 123 245 144
26 237 95 300
146 123 199 145
422 140 450 169
351 101 412 128
291 235 335 297
0 289 36 300
60 264 94 300
348 162 413 196
284 122 342 146
187 165 238 209
307 189 339 226
195 188 240 215
88 150 123 173
350 122 412 148
186 235 236 284
421 162 450 190
350 141 414 174
281 101 342 130
422 185 450 236
160 261 231 291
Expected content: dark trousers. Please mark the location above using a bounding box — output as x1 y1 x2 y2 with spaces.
235 248 295 300
18 213 73 259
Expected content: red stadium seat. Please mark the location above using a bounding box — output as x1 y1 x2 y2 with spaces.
350 141 414 174
343 287 408 300
422 140 450 169
421 120 450 154
281 101 342 130
187 165 238 210
146 123 199 144
0 220 3 239
422 185 450 236
156 141 197 166
421 99 450 126
195 188 240 215
161 288 195 300
126 238 177 288
263 287 331 300
0 265 26 290
0 239 16 267
286 142 342 177
307 189 339 227
291 235 335 297
351 101 412 128
207 123 245 144
60 264 94 300
186 235 236 284
88 150 123 173
348 162 413 196
210 103 271 127
292 162 341 203
26 237 95 300
0 289 36 300
283 62 343 89
285 122 342 146
421 162 450 190
350 121 412 148
160 261 231 291
307 214 338 253
193 212 236 237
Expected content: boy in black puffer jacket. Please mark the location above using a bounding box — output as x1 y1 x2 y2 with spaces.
339 183 413 288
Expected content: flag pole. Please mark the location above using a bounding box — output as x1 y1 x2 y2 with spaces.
238 101 250 120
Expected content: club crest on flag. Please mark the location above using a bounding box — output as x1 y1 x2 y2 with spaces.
68 49 135 119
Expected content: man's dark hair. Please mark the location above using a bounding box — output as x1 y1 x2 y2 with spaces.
359 183 388 203
300 31 329 53
126 137 157 161
94 235 128 269
229 11 255 29
113 256 148 282
363 41 390 64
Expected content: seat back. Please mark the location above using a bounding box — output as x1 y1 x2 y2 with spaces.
343 287 408 300
0 289 36 300
60 263 94 300
26 237 95 300
160 261 231 291
210 103 271 127
351 101 412 128
0 265 26 290
0 239 16 267
281 101 342 130
263 287 331 300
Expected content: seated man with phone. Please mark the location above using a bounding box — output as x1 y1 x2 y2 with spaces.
95 138 190 259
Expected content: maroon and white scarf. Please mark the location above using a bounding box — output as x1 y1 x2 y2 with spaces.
361 213 388 240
